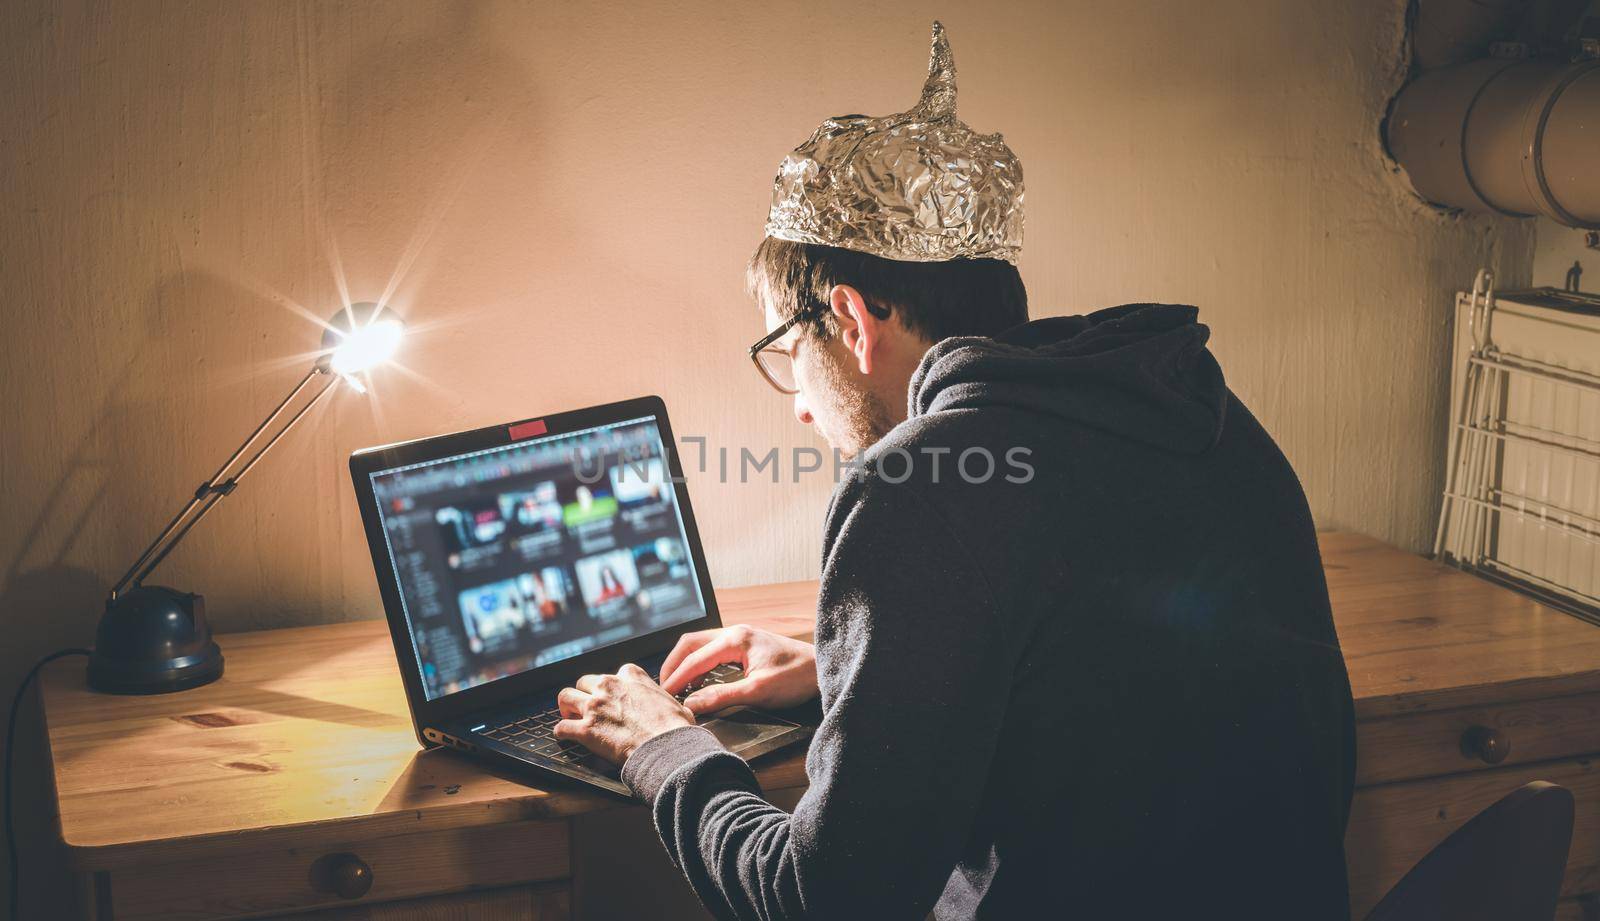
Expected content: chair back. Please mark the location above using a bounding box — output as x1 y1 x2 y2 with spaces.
1365 781 1574 921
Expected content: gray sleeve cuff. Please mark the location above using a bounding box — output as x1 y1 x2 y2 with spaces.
622 724 730 801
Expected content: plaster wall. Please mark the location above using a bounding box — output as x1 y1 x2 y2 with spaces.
1535 217 1598 291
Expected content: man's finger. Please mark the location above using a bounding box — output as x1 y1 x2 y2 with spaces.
658 630 717 683
574 673 604 694
662 634 743 695
552 718 585 741
557 686 589 718
619 662 652 683
683 680 748 716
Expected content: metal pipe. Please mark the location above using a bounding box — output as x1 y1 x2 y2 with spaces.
1387 56 1600 229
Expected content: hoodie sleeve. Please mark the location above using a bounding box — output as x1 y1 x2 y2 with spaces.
621 476 1011 920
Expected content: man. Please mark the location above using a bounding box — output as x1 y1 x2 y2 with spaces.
555 23 1356 920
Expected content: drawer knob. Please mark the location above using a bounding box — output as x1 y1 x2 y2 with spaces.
311 852 373 900
1460 725 1511 764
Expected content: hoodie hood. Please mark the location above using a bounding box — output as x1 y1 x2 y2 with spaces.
908 303 1228 455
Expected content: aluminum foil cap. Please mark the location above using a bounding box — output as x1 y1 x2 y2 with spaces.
764 22 1024 264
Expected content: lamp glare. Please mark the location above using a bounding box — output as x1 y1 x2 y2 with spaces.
330 317 404 375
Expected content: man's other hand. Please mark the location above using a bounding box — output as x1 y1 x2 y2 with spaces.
659 625 819 715
555 664 695 764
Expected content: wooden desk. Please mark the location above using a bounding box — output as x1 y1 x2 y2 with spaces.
33 531 1600 920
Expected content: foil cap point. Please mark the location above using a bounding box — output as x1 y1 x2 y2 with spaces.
763 22 1024 266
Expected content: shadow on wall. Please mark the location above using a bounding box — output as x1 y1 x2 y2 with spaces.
1 261 335 914
5 9 554 909
0 369 132 918
35 3 544 636
1 267 284 631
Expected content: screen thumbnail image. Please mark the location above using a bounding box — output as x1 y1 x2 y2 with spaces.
517 568 572 627
498 480 563 531
561 482 619 528
458 578 530 654
632 537 690 584
610 457 672 508
574 549 640 619
436 503 506 552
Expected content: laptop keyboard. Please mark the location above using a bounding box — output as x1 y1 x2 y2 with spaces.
477 663 744 775
673 662 744 701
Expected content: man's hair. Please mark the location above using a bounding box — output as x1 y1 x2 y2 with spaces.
746 237 1028 342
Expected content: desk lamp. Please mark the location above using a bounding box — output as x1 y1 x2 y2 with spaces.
86 302 404 694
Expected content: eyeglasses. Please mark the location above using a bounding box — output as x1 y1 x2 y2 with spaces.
748 304 824 395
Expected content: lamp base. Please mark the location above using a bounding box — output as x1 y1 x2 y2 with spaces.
87 586 225 695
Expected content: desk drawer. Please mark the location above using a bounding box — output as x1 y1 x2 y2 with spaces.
1356 692 1600 785
293 883 570 920
107 819 570 920
1347 757 1600 919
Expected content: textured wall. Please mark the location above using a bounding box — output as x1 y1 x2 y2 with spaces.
1535 217 1597 290
0 0 1535 912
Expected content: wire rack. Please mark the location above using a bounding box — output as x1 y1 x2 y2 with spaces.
1435 272 1600 624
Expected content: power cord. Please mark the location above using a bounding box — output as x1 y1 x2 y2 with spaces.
6 648 90 921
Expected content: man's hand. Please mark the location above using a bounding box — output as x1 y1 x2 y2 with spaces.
555 664 695 765
659 625 819 715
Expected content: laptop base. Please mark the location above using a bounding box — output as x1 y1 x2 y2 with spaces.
438 705 810 797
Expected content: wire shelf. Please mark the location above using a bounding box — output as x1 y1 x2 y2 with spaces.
1436 275 1600 623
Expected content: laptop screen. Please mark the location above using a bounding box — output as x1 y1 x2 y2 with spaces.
367 415 707 701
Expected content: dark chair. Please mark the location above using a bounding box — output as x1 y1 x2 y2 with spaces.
1365 781 1575 921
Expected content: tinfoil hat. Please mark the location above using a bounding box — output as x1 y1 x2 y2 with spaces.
763 21 1024 265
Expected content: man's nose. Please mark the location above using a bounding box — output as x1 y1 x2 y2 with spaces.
792 391 813 426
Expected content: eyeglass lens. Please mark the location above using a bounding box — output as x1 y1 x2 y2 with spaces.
755 349 797 393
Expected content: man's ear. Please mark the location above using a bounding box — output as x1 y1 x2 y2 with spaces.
828 284 881 375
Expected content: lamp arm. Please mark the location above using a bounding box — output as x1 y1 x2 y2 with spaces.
108 365 341 600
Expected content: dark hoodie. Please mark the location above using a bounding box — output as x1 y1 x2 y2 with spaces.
623 304 1357 920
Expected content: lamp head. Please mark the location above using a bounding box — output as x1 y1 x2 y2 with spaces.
321 302 404 375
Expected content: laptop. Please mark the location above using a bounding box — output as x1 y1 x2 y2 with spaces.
350 395 811 796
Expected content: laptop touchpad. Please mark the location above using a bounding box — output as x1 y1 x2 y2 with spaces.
699 708 800 753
